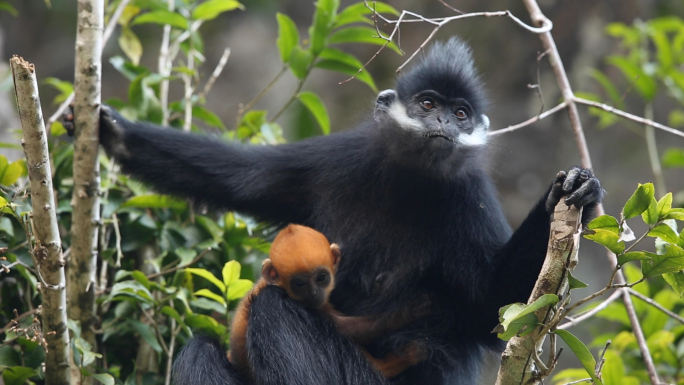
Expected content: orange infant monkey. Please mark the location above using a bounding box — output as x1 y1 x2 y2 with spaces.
228 224 424 381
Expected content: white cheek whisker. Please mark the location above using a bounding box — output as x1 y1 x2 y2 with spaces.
388 101 423 131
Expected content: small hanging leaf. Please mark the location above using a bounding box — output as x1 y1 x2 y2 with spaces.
192 0 243 21
498 294 558 332
297 91 331 135
663 208 684 221
647 223 679 244
308 0 339 55
642 244 684 278
554 329 604 385
657 193 673 218
128 319 163 354
91 374 115 385
617 251 652 265
276 13 299 63
587 214 620 234
121 194 187 211
222 260 241 287
118 26 143 66
606 56 657 101
289 46 313 79
641 197 658 226
583 229 625 254
186 268 227 293
568 271 588 289
662 271 684 297
227 279 254 301
133 10 188 29
662 148 684 168
194 288 227 305
329 27 402 55
622 183 655 220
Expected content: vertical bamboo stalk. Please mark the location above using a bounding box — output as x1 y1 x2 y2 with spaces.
69 0 104 382
11 55 71 385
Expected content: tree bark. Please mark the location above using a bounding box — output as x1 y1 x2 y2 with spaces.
496 202 582 385
68 0 104 383
11 55 71 385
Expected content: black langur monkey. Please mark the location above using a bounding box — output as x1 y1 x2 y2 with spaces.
80 38 602 384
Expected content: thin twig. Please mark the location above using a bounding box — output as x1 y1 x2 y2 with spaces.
0 308 41 335
563 378 592 384
629 288 684 324
489 102 567 137
236 65 288 125
111 213 124 267
621 288 660 384
574 96 684 139
159 0 175 126
558 290 622 330
198 48 231 102
46 0 131 127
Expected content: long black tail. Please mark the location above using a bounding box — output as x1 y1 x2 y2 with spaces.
172 334 247 385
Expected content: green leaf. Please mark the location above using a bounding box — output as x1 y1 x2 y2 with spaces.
289 46 313 79
227 279 253 301
276 13 299 63
131 270 151 290
495 311 536 341
297 91 331 135
552 368 594 385
133 10 188 29
193 0 243 21
662 271 684 297
128 319 163 354
587 214 620 234
601 349 624 385
43 77 74 104
641 196 658 226
554 329 604 385
662 148 684 168
109 281 155 305
192 106 225 129
2 366 37 385
121 194 188 211
329 27 402 55
0 2 18 17
499 294 558 331
589 69 624 108
663 208 684 221
669 111 684 128
51 121 67 136
222 260 241 287
185 313 227 336
583 229 625 254
118 26 143 66
657 193 673 218
0 158 23 186
91 373 115 385
617 251 652 265
186 267 227 293
650 29 672 70
642 244 684 278
568 271 588 289
648 223 679 244
606 56 657 101
0 196 7 208
315 48 377 92
194 288 226 305
622 183 655 220
309 0 339 55
334 1 399 28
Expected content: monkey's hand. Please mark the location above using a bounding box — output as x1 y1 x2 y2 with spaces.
545 167 604 214
61 105 129 159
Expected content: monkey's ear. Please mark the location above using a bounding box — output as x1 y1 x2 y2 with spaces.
374 89 396 121
330 243 341 268
262 259 279 284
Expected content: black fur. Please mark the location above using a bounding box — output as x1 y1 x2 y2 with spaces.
96 38 602 385
172 334 247 385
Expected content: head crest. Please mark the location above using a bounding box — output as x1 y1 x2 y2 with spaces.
396 37 487 113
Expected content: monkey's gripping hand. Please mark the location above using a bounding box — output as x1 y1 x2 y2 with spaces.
61 105 128 159
545 167 604 216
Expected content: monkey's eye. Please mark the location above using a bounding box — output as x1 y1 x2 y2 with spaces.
316 273 328 283
293 278 307 288
455 108 468 120
421 99 434 110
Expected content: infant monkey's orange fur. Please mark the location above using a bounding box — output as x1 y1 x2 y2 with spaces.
228 224 424 381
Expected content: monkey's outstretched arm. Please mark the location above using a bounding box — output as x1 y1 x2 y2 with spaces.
93 106 322 223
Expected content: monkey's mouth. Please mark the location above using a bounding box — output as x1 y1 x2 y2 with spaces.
424 131 456 143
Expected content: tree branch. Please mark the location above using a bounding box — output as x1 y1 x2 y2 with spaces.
496 201 582 384
11 55 71 385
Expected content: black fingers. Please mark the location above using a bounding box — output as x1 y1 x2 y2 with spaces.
546 167 603 212
62 105 76 136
